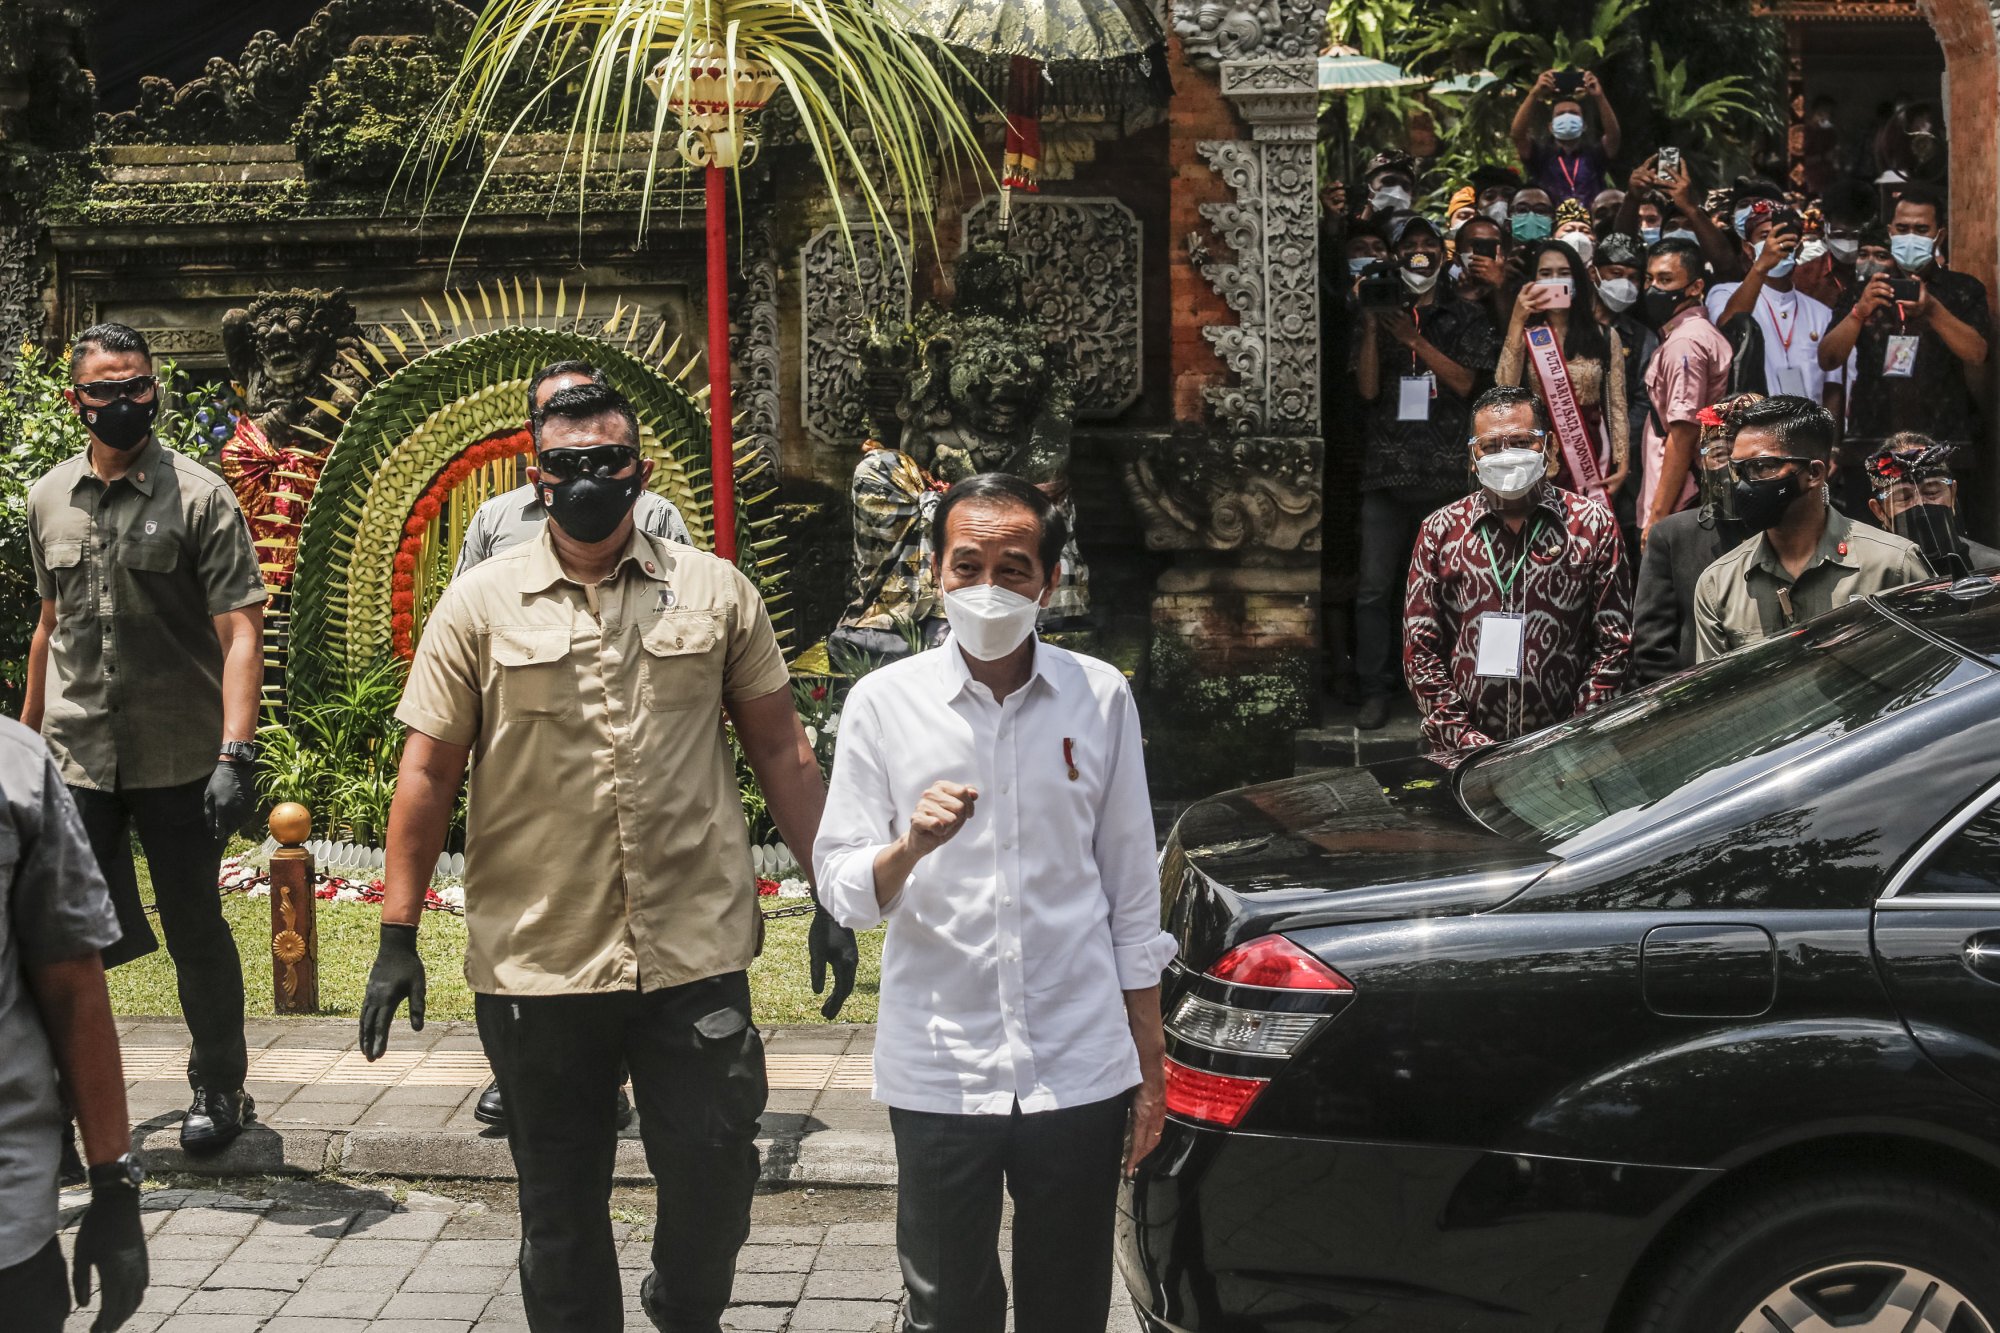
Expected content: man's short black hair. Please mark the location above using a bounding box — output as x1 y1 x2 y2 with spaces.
1821 179 1876 228
1647 236 1707 285
527 359 609 415
1895 183 1946 225
1469 384 1548 432
930 473 1068 575
531 382 640 450
1729 394 1837 461
70 322 152 377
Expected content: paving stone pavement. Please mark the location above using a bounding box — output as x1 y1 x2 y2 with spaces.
55 1177 1147 1333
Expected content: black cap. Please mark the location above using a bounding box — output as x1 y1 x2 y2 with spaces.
1596 232 1644 267
1364 150 1417 184
1387 212 1442 248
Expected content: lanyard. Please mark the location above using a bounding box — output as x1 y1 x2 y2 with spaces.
1759 295 1796 354
1479 517 1541 601
1555 152 1585 198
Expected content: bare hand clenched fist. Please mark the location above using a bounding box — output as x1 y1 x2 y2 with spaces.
905 781 978 858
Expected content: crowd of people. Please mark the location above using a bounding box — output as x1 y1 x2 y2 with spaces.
1325 69 1994 749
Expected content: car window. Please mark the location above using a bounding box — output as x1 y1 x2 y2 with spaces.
1911 805 2000 895
1459 602 1983 846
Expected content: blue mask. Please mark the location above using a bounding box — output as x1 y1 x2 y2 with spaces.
1551 113 1586 142
1732 206 1754 237
1512 212 1553 243
1663 228 1699 245
1640 226 1662 246
1754 239 1796 280
1348 257 1376 277
1890 233 1936 272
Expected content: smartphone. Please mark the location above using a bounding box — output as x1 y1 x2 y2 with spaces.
1657 146 1683 179
1770 207 1803 239
1553 69 1584 98
1467 237 1502 260
1889 276 1922 303
1534 278 1574 308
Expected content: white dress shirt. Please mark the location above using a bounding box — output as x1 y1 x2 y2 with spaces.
814 636 1177 1115
1706 282 1847 402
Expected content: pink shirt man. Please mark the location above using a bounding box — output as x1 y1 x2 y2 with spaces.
1640 305 1734 521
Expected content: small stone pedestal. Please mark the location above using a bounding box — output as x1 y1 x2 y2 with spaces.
268 802 319 1014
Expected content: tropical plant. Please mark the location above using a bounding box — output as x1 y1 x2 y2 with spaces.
416 0 990 258
255 656 410 845
1646 42 1763 163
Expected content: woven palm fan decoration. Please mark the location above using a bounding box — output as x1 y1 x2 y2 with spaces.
286 280 789 700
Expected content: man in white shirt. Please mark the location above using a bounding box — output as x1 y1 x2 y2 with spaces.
1708 204 1846 418
815 473 1176 1333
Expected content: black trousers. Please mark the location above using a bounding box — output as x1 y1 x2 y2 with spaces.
890 1091 1132 1333
70 779 246 1092
475 972 767 1332
0 1239 68 1333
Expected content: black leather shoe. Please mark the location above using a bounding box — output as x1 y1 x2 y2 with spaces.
180 1088 253 1156
473 1080 632 1133
638 1270 672 1332
1357 694 1392 731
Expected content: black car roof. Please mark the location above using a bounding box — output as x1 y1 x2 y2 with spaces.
1874 574 2000 665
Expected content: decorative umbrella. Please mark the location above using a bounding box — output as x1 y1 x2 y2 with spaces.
1318 44 1429 93
1430 70 1500 96
905 0 1164 227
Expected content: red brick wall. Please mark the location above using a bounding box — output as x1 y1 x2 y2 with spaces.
1166 35 1247 426
1919 0 1999 306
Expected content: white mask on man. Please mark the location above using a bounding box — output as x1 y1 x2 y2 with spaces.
1598 276 1639 312
942 583 1044 660
1475 448 1548 500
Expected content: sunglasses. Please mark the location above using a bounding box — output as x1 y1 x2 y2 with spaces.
536 445 641 482
73 375 157 405
1731 455 1814 482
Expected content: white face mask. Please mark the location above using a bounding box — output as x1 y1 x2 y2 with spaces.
1598 276 1639 312
1483 200 1510 224
1475 447 1547 500
1827 236 1860 263
942 583 1043 661
1795 236 1828 264
1370 186 1413 214
1560 232 1595 265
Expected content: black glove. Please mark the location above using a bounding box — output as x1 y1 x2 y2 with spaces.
202 758 255 842
808 906 858 1020
359 923 426 1060
72 1182 147 1332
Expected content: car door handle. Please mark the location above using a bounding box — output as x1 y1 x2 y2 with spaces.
1962 931 2000 983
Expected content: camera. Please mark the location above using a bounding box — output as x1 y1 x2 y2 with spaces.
1466 237 1502 260
1354 260 1407 311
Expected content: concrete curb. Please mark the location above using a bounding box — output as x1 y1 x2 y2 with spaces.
133 1122 898 1188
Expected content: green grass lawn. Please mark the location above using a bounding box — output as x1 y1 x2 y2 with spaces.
106 868 884 1025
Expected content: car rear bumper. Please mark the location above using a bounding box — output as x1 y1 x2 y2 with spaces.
1118 1117 1712 1333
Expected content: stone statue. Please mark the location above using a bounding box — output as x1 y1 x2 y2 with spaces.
904 245 1088 624
221 288 369 449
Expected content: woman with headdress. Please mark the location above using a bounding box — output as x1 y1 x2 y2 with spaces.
1495 237 1629 502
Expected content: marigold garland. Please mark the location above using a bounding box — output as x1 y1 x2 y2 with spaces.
390 426 534 659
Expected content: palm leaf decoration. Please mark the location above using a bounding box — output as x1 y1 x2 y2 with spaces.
417 0 991 263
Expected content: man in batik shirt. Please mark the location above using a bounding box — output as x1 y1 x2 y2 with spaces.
1403 385 1632 755
831 440 946 660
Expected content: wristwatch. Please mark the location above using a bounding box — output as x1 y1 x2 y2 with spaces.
219 740 257 765
87 1153 145 1193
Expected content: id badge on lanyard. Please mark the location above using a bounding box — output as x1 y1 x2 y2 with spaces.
1398 373 1436 421
1474 612 1526 678
1883 334 1919 379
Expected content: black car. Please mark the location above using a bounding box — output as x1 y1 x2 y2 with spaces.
1122 579 2000 1333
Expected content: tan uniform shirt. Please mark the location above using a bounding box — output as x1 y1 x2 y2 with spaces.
1694 507 1932 661
27 438 267 791
396 526 791 995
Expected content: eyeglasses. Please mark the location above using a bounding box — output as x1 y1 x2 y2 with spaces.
1881 479 1956 505
1468 430 1547 456
73 375 157 406
536 445 640 482
1730 455 1814 482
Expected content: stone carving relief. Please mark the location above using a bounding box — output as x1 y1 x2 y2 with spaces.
961 196 1142 418
730 243 782 467
801 225 910 446
1189 57 1320 440
1170 0 1326 72
221 288 370 447
1123 431 1322 551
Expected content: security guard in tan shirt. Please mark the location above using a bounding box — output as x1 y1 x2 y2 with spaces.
357 382 830 1332
1695 396 1931 661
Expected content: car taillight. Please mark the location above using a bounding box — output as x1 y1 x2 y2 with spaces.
1163 1055 1268 1127
1167 994 1325 1057
1208 935 1355 992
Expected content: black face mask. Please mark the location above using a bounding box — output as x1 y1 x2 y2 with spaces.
1732 470 1806 532
540 474 643 544
77 397 157 452
1639 287 1690 331
1893 503 1965 569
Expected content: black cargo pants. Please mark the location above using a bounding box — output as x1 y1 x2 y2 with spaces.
475 970 767 1332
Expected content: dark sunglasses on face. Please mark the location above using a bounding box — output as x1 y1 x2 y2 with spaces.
73 375 157 405
1731 455 1814 482
536 445 641 482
